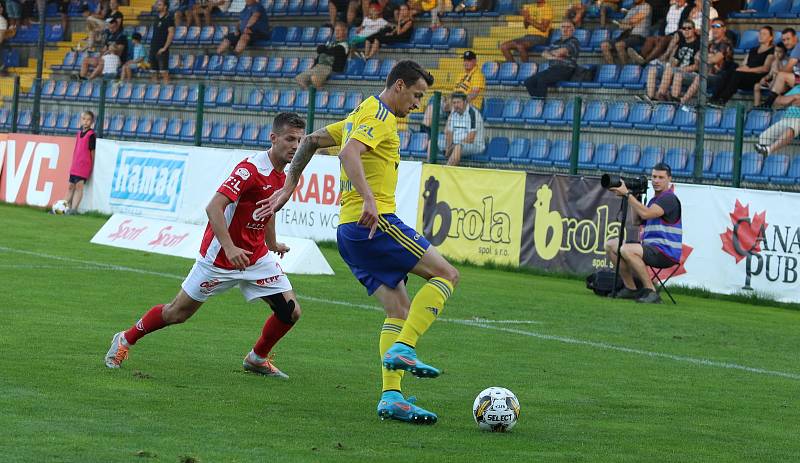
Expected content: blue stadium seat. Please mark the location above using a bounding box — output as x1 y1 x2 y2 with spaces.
206 54 224 75
497 62 518 85
280 57 300 77
405 27 431 48
199 26 215 45
582 100 607 125
64 81 80 100
616 102 650 129
107 114 125 137
150 117 167 140
482 98 505 123
591 143 617 170
215 87 233 106
77 81 95 102
282 26 301 46
256 124 272 147
663 147 689 173
520 99 543 123
730 0 768 17
175 54 194 75
589 29 610 50
735 29 759 53
613 144 641 171
261 89 280 110
235 56 253 75
220 55 239 76
143 84 161 105
431 27 449 49
299 26 316 46
165 118 183 141
486 137 509 163
225 122 245 144
737 152 764 181
650 103 676 130
482 61 500 84
40 112 57 134
273 0 289 15
670 107 696 131
546 140 571 167
314 90 329 114
777 0 800 17
178 120 195 142
135 117 154 139
344 92 363 112
561 99 583 125
618 65 643 89
448 28 468 48
251 56 269 77
526 139 550 166
744 109 771 136
408 132 429 158
242 123 261 147
53 52 76 71
507 138 530 163
191 55 209 75
315 27 332 44
157 84 175 105
168 54 181 73
706 107 735 134
294 90 310 111
361 58 380 80
553 141 591 168
278 89 297 111
302 0 319 15
128 84 146 104
748 154 789 182
297 57 315 75
122 116 140 137
773 156 800 184
379 59 396 79
501 98 523 122
573 28 590 49
768 0 792 16
266 57 284 77
624 146 663 173
398 131 411 155
704 151 733 179
516 62 537 84
203 86 219 108
237 89 262 110
288 0 303 15
583 64 618 88
529 99 563 124
173 26 188 45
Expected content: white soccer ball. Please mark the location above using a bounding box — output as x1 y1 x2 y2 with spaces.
51 200 70 215
473 387 520 432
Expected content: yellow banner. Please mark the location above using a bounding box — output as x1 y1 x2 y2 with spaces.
417 165 525 266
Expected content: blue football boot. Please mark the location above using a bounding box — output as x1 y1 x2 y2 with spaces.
382 343 440 378
377 391 438 425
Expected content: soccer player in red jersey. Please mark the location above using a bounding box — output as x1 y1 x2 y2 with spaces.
104 113 306 378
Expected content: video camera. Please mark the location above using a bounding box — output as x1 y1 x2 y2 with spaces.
601 174 649 197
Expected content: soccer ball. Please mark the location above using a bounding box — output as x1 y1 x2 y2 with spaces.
473 387 520 432
51 200 70 215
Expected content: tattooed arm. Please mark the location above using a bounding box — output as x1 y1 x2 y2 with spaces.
256 127 338 219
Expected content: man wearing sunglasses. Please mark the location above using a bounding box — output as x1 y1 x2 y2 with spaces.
674 18 735 110
642 20 699 103
628 0 691 65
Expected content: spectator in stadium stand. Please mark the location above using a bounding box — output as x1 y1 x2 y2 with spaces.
564 0 586 27
712 26 774 106
604 162 682 304
647 0 670 37
754 88 800 157
216 0 270 55
627 0 690 65
19 0 34 26
351 3 388 58
47 0 70 36
408 0 442 29
421 50 485 136
500 0 553 64
755 43 787 107
523 21 581 98
0 3 9 46
453 0 493 13
79 0 110 52
295 21 349 90
642 20 698 103
442 91 485 166
75 15 128 80
329 0 359 26
589 0 620 27
196 0 230 26
601 0 651 65
6 0 20 29
674 18 735 110
688 0 717 37
366 3 413 58
172 0 195 28
761 28 800 108
150 0 175 83
121 32 147 81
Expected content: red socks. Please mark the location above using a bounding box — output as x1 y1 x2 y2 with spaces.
123 304 167 345
253 314 294 358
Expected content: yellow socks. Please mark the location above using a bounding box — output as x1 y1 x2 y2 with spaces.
395 277 454 348
380 318 405 392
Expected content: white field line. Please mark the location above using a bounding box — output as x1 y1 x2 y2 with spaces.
2 245 799 381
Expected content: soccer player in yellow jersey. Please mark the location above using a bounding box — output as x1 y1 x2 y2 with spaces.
260 60 459 425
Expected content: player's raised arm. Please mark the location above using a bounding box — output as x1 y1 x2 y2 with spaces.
256 127 338 219
206 192 252 269
338 137 378 238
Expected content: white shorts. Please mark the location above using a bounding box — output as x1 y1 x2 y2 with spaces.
181 252 293 303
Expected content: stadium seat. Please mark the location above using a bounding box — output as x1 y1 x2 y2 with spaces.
273 0 289 15
266 57 284 77
406 27 432 48
143 84 161 105
482 98 505 123
521 99 544 123
583 64 618 88
663 147 689 173
343 92 363 112
650 104 676 130
431 27 449 49
278 89 297 111
179 120 196 142
53 51 76 71
128 84 146 104
235 56 254 75
52 112 70 134
296 57 314 76
225 122 245 144
507 138 530 163
206 54 224 75
546 140 571 167
75 81 94 102
768 0 792 16
706 107 736 134
135 117 154 139
294 90 310 111
582 100 607 125
149 117 167 140
288 0 303 15
193 55 210 75
199 26 215 45
203 86 219 108
561 99 583 125
624 146 663 173
482 61 500 84
447 28 468 48
486 137 509 163
107 114 125 137
777 0 800 17
618 65 643 89
282 26 301 46
526 138 550 166
748 154 789 182
516 62 537 84
302 0 319 15
614 144 641 171
497 62 518 85
262 89 280 110
614 102 650 129
408 132 429 159
173 26 188 44
157 85 175 105
122 116 140 137
326 91 346 114
220 55 239 76
379 59 396 79
738 152 764 181
200 120 213 143
242 123 261 147
40 112 57 134
526 99 561 125
314 90 329 114
165 118 183 141
735 29 759 53
589 29 610 50
51 80 67 100
267 25 287 45
590 143 616 170
64 81 80 100
299 26 316 46
772 155 800 184
251 56 269 77
501 98 524 122
744 109 771 136
236 89 262 110
705 151 733 179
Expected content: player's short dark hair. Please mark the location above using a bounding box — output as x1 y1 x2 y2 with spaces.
653 162 672 176
82 110 95 121
385 60 434 89
783 27 796 36
272 112 306 134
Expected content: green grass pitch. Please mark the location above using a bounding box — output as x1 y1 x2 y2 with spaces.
1 204 798 462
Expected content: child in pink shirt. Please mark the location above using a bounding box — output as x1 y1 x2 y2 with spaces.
63 110 96 214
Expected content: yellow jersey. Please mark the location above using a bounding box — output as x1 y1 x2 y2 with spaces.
453 66 486 110
522 2 553 37
325 95 401 225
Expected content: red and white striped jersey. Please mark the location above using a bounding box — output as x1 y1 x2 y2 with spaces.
199 151 286 270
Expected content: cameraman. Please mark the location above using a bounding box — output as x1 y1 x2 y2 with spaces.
603 163 682 304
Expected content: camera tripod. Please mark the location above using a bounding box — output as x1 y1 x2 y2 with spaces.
609 192 645 298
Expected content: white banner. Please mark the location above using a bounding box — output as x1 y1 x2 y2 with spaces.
85 139 423 240
274 154 423 241
672 183 800 303
91 214 334 274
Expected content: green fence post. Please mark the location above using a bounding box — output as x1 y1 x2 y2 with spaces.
693 108 705 181
96 79 107 138
11 75 19 133
306 86 317 131
195 83 206 147
31 77 41 134
732 103 745 188
429 91 441 164
570 96 582 175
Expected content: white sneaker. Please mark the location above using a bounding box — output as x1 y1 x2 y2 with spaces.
104 331 130 369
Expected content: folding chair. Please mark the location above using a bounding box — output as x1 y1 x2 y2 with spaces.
648 263 679 304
